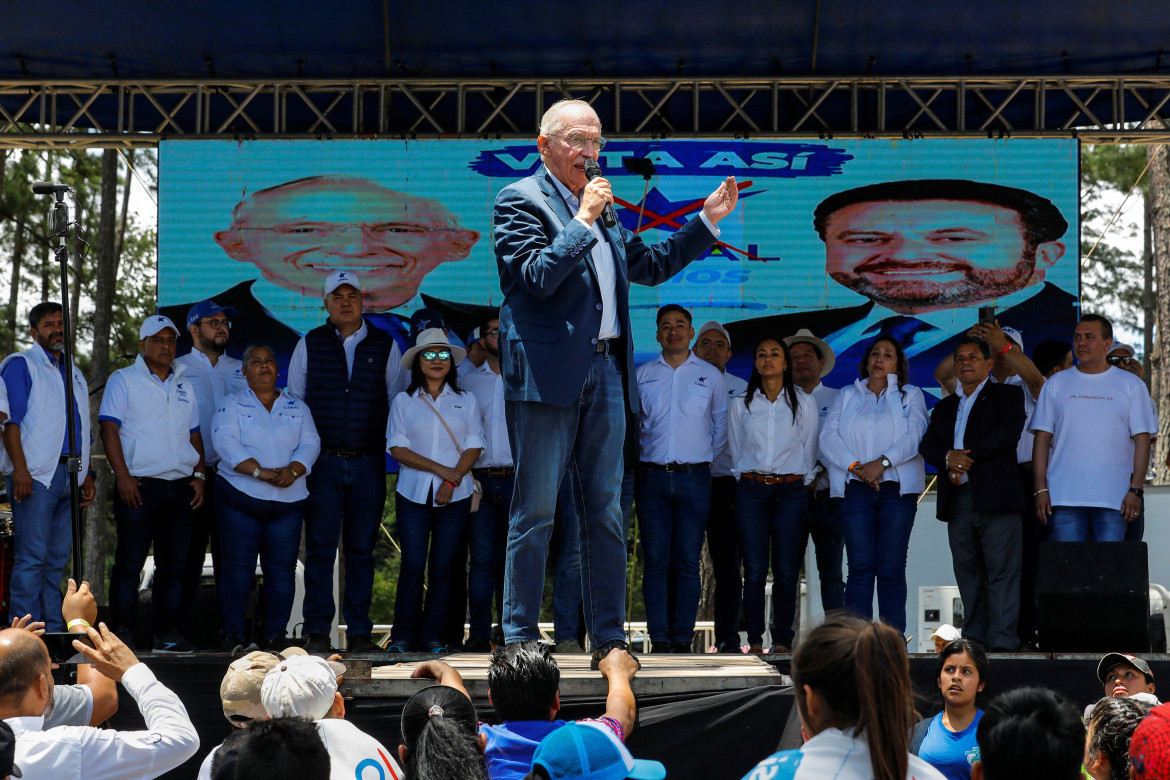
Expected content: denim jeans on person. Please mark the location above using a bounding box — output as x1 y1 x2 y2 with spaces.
551 470 584 644
109 477 195 636
636 465 712 646
391 493 471 649
1049 505 1126 542
214 476 305 641
302 452 386 637
503 351 627 646
6 463 71 631
837 480 917 634
734 478 808 647
467 471 513 641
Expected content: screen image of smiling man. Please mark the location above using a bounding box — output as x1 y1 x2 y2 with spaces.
214 175 480 311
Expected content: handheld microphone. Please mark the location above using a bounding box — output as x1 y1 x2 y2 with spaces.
581 160 617 229
31 182 73 195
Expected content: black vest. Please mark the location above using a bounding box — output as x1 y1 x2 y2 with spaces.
304 320 394 453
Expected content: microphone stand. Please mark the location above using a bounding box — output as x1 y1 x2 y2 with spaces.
43 189 85 582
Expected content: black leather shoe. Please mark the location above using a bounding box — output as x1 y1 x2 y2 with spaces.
671 640 693 654
345 634 384 653
590 639 641 671
302 633 334 654
716 640 744 654
649 642 674 654
462 635 492 652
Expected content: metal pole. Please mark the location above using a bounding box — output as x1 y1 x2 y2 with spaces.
48 192 85 581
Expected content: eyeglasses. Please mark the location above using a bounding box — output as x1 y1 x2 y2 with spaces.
549 134 607 151
200 318 232 330
421 350 452 361
484 328 500 337
1107 355 1135 366
238 224 464 248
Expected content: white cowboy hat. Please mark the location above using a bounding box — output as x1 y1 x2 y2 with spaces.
401 327 467 368
783 328 836 377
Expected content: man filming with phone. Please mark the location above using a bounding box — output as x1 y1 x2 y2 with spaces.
0 616 199 778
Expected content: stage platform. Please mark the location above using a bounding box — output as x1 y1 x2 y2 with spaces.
97 651 1168 780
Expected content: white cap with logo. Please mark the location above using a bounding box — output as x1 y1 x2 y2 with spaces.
324 270 362 296
139 315 180 340
260 654 339 720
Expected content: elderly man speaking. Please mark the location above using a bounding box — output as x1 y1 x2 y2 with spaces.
493 97 739 664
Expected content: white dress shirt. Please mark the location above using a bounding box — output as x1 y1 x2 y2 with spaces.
7 662 199 780
728 389 818 482
460 362 513 468
636 351 728 466
174 350 247 466
387 385 485 506
547 166 720 341
819 376 929 498
286 320 406 402
800 382 840 491
952 376 990 486
711 371 749 478
212 388 322 502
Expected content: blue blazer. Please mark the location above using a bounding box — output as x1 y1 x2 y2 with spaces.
494 168 716 410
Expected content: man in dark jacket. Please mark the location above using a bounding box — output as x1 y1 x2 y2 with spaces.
920 336 1026 652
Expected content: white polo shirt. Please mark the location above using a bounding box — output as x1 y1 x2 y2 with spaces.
212 388 321 502
728 389 818 481
636 351 728 466
711 370 748 478
98 356 201 480
175 350 247 466
387 385 485 506
461 362 513 468
6 663 200 780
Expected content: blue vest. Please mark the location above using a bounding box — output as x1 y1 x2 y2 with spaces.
304 321 393 454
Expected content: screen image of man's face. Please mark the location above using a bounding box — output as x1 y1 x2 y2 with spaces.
822 199 1065 315
214 177 480 310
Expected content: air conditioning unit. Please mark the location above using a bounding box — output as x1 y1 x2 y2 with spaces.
916 585 964 654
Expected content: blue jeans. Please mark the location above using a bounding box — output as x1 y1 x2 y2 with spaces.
636 465 712 645
109 477 194 635
391 494 471 648
467 471 513 640
503 351 627 646
214 476 304 641
551 471 583 643
302 453 386 636
6 464 72 630
735 478 808 647
808 488 846 612
1049 505 1126 542
837 481 917 634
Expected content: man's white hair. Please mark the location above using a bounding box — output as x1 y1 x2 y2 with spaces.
539 99 600 137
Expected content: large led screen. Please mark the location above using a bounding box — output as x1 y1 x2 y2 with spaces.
158 138 1079 397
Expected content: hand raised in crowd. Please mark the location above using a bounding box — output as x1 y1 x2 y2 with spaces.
968 319 1009 352
189 477 205 509
10 466 33 502
73 622 141 682
10 614 46 636
1121 490 1142 523
701 176 740 224
115 470 143 508
62 578 99 627
80 474 96 509
597 647 640 683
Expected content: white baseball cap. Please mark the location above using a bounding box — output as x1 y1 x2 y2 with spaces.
323 270 362 296
139 315 180 340
1001 326 1025 351
695 321 731 349
260 654 338 720
930 624 962 643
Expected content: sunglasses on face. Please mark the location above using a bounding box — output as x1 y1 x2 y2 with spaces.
1107 355 1134 366
421 350 452 361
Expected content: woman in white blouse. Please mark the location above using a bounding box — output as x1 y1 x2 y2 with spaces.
210 344 321 650
386 328 484 653
819 336 928 634
728 338 818 654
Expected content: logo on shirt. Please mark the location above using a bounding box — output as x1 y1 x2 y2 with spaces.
695 376 709 386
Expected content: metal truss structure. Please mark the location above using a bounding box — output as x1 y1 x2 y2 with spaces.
4 75 1170 149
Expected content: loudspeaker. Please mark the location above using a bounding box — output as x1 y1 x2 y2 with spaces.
1038 542 1149 653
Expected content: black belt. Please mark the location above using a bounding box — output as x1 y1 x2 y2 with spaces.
58 455 70 464
474 466 515 479
323 449 381 458
594 339 615 354
642 461 710 472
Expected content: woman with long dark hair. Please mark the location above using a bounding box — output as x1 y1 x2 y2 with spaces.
911 639 990 780
819 336 928 633
728 338 817 653
399 684 487 780
741 614 945 780
387 328 483 653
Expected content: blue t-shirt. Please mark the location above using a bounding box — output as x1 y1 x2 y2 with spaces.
917 710 983 780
